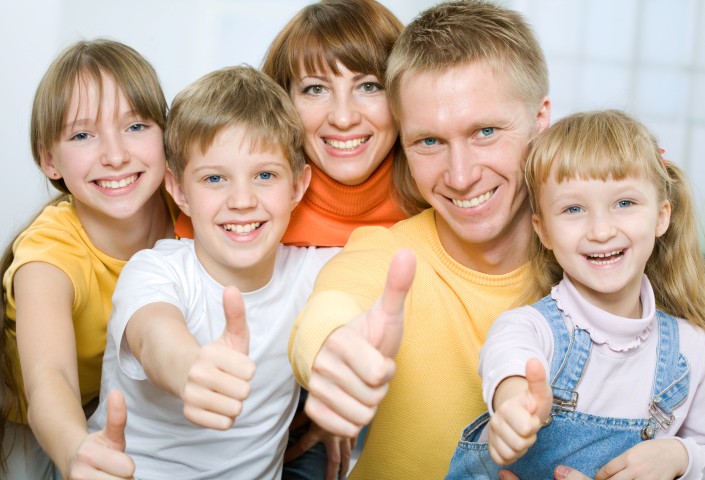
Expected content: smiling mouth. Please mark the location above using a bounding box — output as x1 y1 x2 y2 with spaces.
95 173 139 189
223 222 261 234
586 250 625 265
452 188 495 208
324 137 370 151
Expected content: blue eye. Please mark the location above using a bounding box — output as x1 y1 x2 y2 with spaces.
128 123 147 132
205 175 223 183
71 132 90 141
423 138 437 146
257 172 274 180
616 200 633 208
478 127 495 138
565 206 583 214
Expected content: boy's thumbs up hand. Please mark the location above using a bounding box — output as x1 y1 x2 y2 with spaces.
182 286 256 430
305 249 416 438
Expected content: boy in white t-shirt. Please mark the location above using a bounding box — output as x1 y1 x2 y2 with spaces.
87 66 338 479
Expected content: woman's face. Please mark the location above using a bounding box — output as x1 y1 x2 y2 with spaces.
290 61 397 186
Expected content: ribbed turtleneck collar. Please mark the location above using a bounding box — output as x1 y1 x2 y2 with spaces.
302 150 396 218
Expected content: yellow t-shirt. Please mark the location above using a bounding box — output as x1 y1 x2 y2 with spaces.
289 208 528 479
3 199 125 421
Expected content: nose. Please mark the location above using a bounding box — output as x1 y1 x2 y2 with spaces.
444 143 481 192
226 181 257 210
327 93 361 129
587 212 617 242
100 132 129 168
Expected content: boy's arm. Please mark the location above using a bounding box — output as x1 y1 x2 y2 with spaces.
294 249 416 438
14 263 133 478
125 286 255 430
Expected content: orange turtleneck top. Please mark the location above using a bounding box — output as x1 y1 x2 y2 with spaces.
173 151 407 247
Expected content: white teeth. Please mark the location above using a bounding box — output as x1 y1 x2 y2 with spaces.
452 190 494 208
96 174 138 189
587 250 624 264
325 137 369 150
223 222 261 234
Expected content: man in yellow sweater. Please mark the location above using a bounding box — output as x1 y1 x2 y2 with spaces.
288 1 552 478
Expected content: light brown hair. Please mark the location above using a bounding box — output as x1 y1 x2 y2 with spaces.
386 0 549 214
165 65 305 181
522 109 705 329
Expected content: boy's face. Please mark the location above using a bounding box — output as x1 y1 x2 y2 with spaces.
166 125 309 291
398 61 550 273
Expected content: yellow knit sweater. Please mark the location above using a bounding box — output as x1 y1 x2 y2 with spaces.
289 209 528 479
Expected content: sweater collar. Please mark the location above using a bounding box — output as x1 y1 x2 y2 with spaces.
302 150 395 218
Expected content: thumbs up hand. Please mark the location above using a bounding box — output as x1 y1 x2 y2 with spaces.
182 286 256 430
488 358 553 465
305 249 416 438
69 390 135 479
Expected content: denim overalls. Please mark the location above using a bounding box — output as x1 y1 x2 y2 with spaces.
446 295 690 480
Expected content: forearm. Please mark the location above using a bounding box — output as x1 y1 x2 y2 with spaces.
125 302 199 399
25 371 91 476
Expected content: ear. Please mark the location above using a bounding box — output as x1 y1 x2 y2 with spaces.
532 213 553 250
165 169 191 217
655 199 671 238
290 164 311 210
534 96 551 135
38 148 62 180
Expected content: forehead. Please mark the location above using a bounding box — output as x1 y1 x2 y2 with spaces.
397 62 526 136
188 125 289 167
66 72 126 119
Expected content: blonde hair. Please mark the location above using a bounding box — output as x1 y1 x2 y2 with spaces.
165 65 305 181
522 109 705 329
31 39 167 193
1 39 167 471
386 0 549 214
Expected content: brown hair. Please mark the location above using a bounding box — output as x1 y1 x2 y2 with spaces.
386 0 548 214
165 65 305 181
1 39 167 471
521 109 705 328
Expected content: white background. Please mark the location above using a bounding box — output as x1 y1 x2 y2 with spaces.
1 0 703 248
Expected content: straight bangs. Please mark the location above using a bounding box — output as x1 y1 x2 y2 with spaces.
526 110 665 215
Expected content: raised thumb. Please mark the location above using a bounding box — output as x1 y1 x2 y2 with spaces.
104 390 127 450
369 248 416 356
525 357 552 418
222 285 249 355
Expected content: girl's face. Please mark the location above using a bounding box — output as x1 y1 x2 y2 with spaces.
290 61 397 186
532 171 671 318
40 73 166 224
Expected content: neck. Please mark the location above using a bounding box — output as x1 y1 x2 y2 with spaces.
436 207 534 275
74 192 172 260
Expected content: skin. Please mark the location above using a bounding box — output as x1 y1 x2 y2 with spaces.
291 62 397 186
533 174 671 318
16 73 170 479
166 125 310 290
303 61 551 438
497 172 687 479
399 62 550 274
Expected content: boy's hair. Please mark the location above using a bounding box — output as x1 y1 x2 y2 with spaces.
522 109 705 329
1 39 166 471
165 66 305 182
386 0 549 214
31 39 168 194
261 0 402 95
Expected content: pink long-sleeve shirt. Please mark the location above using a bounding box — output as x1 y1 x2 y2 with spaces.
480 274 705 479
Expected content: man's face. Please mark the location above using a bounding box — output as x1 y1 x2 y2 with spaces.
398 61 550 272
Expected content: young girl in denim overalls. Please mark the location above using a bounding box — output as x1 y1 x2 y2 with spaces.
447 110 705 480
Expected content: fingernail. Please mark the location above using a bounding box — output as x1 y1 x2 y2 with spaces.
555 466 570 479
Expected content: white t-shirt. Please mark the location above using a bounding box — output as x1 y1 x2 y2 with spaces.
88 239 339 480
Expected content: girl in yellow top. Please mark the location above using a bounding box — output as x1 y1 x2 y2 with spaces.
0 39 174 479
